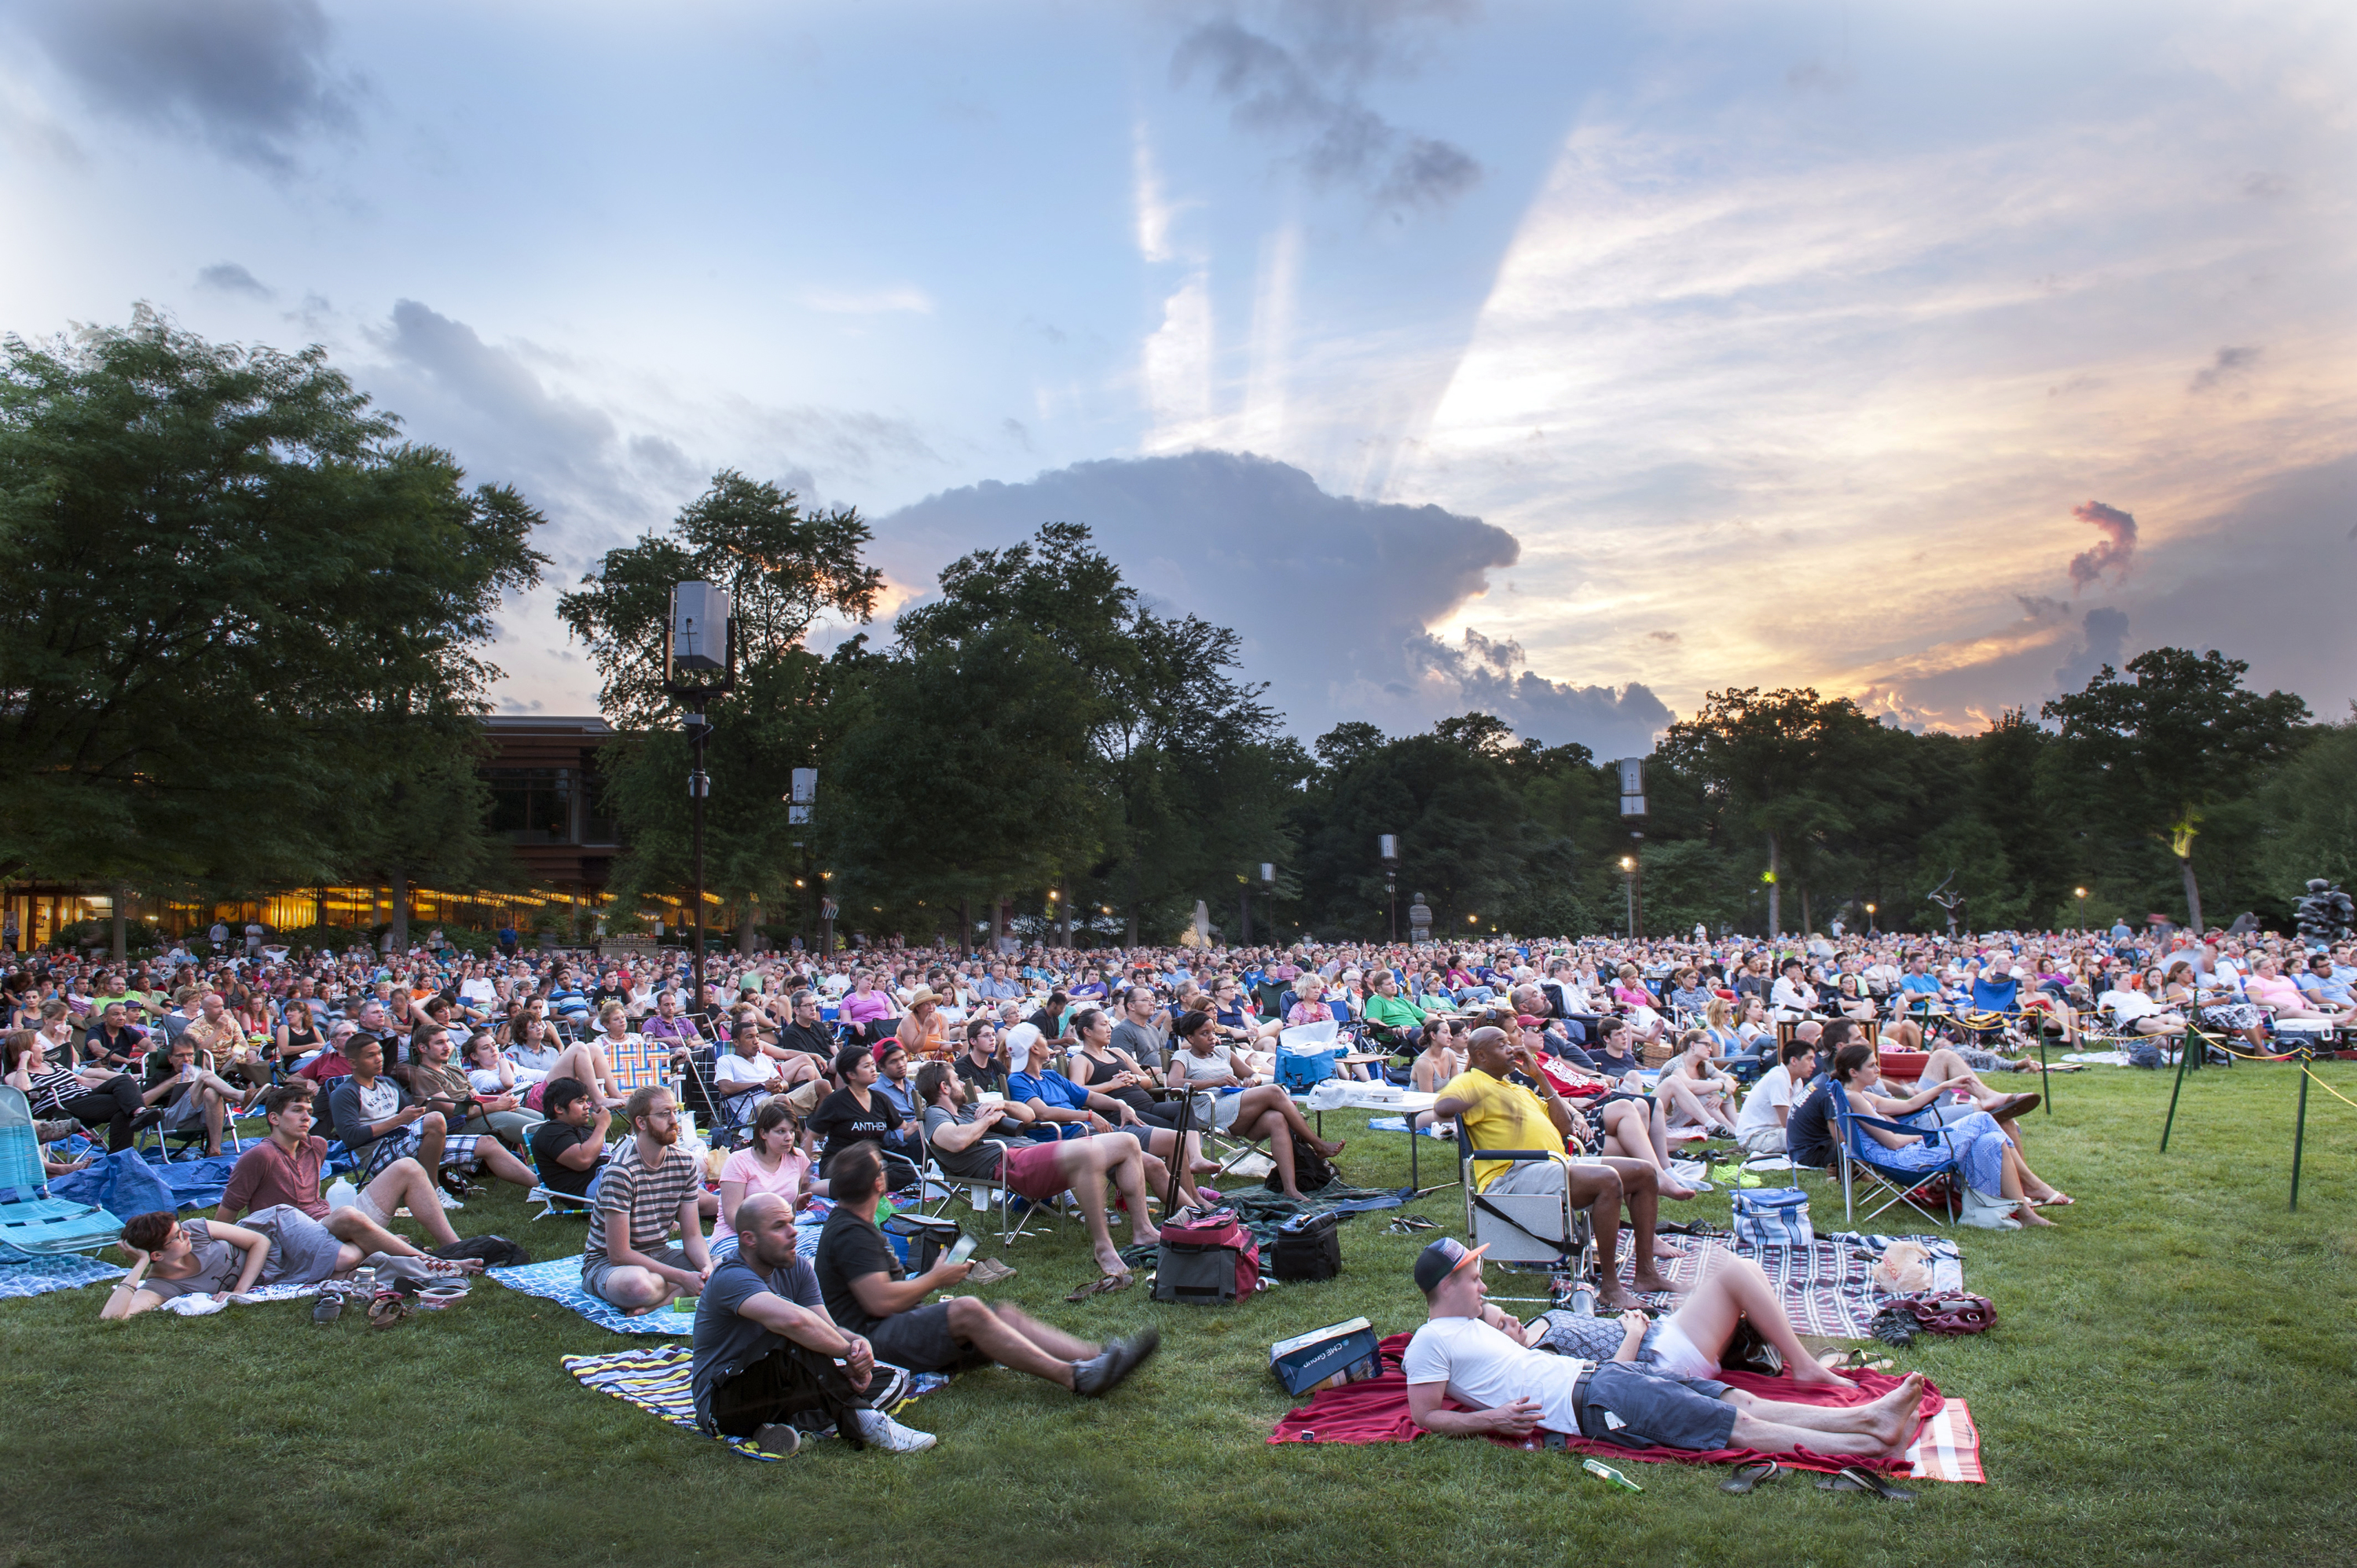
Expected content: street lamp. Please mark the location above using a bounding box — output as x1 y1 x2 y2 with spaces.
1865 902 1878 936
664 581 737 1016
1379 835 1400 943
1619 855 1637 940
2075 888 2088 932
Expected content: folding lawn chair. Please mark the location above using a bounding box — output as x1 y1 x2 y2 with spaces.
1455 1118 1596 1307
915 1115 1070 1245
0 1086 124 1256
1827 1080 1963 1228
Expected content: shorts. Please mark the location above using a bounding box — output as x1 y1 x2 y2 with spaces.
159 1085 209 1132
1002 1139 1069 1203
241 1203 346 1286
352 1188 392 1227
364 1127 483 1180
1736 1125 1787 1157
864 1300 991 1375
581 1244 689 1303
1577 1360 1736 1451
1647 1320 1719 1381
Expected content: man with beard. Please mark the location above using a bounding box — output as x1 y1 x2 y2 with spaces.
691 1190 936 1455
581 1085 712 1314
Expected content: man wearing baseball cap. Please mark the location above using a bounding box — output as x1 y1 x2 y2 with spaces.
1401 1236 1925 1457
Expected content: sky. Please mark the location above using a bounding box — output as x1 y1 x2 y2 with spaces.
3 0 2352 757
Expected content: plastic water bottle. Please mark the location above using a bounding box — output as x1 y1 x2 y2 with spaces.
326 1176 357 1213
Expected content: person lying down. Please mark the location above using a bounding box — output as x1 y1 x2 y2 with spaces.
1402 1237 1926 1458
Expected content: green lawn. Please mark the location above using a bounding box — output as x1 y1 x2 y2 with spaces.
5 1062 2355 1568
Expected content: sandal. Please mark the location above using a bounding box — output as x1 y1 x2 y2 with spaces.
1065 1271 1135 1303
1720 1460 1782 1494
1386 1215 1439 1234
365 1290 410 1330
1816 1465 1915 1502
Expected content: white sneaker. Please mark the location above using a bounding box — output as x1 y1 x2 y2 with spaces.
436 1190 464 1210
851 1408 937 1453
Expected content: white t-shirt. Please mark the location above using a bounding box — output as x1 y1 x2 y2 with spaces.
1400 1315 1591 1435
459 978 498 1006
714 1053 775 1093
1735 1063 1798 1139
2102 989 2158 1021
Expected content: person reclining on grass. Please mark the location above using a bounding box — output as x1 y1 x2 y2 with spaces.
581 1085 713 1315
1525 1250 1852 1387
692 1190 933 1456
1403 1236 1925 1456
328 1035 538 1197
1431 1025 1689 1309
812 1140 1159 1399
218 1084 478 1257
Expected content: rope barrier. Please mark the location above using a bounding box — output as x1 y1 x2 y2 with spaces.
2297 1064 2357 1114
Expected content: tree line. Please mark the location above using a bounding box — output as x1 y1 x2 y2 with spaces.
9 313 2352 951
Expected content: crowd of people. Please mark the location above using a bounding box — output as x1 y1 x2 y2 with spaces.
4 913 2346 1451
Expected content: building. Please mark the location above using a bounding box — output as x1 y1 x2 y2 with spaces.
3 716 625 952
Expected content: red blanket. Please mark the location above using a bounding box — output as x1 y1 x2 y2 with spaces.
1267 1333 1941 1477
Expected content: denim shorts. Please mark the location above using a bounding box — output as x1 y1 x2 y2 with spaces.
1577 1360 1737 1451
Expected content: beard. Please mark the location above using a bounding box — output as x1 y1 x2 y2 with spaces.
648 1120 681 1146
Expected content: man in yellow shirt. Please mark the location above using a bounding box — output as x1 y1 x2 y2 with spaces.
1433 1027 1688 1310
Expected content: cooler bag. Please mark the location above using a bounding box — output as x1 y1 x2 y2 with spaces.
1270 1211 1341 1282
1729 1186 1814 1250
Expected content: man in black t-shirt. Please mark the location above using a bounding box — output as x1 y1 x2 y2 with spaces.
774 991 838 1063
812 1141 1157 1397
1784 1080 1837 1170
528 1077 607 1198
692 1192 931 1453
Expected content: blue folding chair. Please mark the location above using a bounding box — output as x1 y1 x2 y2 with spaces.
0 1086 124 1256
1827 1080 1963 1228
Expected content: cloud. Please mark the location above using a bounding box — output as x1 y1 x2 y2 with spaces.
795 285 933 315
2052 606 2130 694
2067 500 2138 591
14 0 361 174
195 261 271 298
1647 630 1679 643
377 300 618 480
2190 344 2261 394
862 450 1697 748
1170 6 1480 211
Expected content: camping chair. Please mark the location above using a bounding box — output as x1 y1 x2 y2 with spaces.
521 1127 599 1220
1455 1118 1596 1306
1825 1080 1963 1228
602 1035 670 1094
0 1086 123 1256
137 1049 249 1161
915 1113 1067 1245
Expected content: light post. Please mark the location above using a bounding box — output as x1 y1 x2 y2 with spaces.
1620 855 1637 939
1379 835 1399 943
1865 902 1878 936
1260 863 1277 944
2074 887 2088 934
665 581 736 1012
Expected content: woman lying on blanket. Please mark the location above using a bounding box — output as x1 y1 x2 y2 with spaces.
100 1207 469 1319
1830 1045 2069 1227
1525 1250 1850 1387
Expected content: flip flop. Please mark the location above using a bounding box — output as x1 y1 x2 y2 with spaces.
1720 1460 1782 1494
1816 1465 1915 1502
1065 1271 1135 1302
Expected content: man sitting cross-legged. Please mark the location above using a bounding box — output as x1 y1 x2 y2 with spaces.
1404 1236 1926 1456
813 1141 1159 1397
1431 1025 1687 1309
581 1085 713 1315
216 1085 478 1270
691 1191 934 1456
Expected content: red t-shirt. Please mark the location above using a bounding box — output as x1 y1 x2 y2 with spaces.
221 1134 330 1221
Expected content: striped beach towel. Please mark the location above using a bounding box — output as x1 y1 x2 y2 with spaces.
563 1344 945 1462
1907 1397 1985 1482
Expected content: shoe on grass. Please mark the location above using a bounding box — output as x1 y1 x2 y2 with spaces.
750 1422 802 1457
851 1409 937 1453
435 1189 464 1210
963 1257 1017 1285
1073 1326 1161 1397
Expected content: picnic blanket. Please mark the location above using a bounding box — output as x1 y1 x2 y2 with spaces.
562 1344 948 1461
0 1250 126 1298
1610 1233 1964 1338
487 1256 691 1335
1270 1333 1975 1480
50 1148 242 1219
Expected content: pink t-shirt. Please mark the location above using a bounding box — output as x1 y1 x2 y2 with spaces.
840 991 893 1025
715 1146 811 1241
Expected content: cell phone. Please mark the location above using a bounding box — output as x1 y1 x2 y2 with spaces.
944 1233 978 1266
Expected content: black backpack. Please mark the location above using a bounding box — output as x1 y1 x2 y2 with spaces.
1267 1133 1336 1194
430 1234 530 1269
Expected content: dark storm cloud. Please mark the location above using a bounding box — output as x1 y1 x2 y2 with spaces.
876 449 1665 754
2051 606 2129 694
1171 3 1480 211
15 0 361 174
2067 500 2137 592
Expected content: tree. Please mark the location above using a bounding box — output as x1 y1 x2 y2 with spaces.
2256 719 2357 896
558 471 879 947
2044 648 2308 930
0 308 546 932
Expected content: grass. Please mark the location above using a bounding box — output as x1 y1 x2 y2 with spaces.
5 1061 2355 1568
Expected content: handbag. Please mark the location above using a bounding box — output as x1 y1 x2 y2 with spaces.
1728 1186 1814 1250
1889 1291 1998 1335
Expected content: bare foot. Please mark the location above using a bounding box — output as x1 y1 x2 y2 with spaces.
2019 1204 2057 1227
1789 1360 1851 1388
1653 1240 1688 1259
1868 1372 1927 1449
1093 1241 1127 1276
1628 1268 1692 1295
1597 1283 1647 1310
1316 1138 1347 1159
